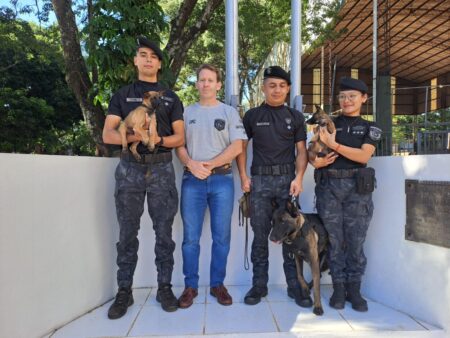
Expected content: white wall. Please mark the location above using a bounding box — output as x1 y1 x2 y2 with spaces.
365 155 450 331
0 153 449 337
0 154 118 338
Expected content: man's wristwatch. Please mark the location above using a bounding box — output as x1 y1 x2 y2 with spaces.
156 137 164 146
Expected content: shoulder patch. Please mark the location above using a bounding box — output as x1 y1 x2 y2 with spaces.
369 126 382 141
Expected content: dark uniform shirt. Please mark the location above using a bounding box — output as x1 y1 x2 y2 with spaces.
108 80 184 154
328 115 382 169
243 103 307 166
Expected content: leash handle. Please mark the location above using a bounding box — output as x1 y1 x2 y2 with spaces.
244 219 250 270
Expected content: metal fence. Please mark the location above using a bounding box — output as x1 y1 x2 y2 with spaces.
375 123 450 156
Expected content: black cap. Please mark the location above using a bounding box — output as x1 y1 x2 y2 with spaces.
136 36 163 60
263 66 291 85
339 77 368 94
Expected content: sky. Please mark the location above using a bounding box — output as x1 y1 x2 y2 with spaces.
0 0 56 25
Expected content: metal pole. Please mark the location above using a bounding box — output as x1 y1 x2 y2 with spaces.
424 86 429 127
321 46 324 108
290 0 302 111
225 0 239 109
373 0 377 121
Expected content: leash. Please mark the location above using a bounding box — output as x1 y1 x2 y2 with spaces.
239 192 250 270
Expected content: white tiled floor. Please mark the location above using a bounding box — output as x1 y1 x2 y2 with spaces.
48 285 447 338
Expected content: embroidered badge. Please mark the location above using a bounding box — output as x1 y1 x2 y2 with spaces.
214 119 226 131
369 126 382 141
189 119 196 125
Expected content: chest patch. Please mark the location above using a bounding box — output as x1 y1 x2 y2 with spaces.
351 125 366 136
189 119 196 125
256 122 270 126
126 97 143 102
214 119 226 131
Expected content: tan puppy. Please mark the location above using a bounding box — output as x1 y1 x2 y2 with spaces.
118 91 161 161
306 105 337 160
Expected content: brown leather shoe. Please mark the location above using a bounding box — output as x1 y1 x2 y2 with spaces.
178 287 198 309
210 285 232 306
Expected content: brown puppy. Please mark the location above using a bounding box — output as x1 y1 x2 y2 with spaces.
270 199 328 316
118 91 161 161
306 105 336 160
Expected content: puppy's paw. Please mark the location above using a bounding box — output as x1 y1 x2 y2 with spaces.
313 306 324 316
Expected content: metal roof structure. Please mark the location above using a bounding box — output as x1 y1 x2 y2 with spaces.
298 0 450 115
302 0 450 84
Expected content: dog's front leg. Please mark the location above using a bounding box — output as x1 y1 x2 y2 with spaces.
147 115 157 151
295 256 310 296
308 232 324 315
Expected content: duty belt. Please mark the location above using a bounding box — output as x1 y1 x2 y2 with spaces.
184 163 232 175
121 151 172 164
317 168 359 179
251 163 295 176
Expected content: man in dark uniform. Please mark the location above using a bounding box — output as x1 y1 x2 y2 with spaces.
237 66 309 307
310 77 382 312
103 37 184 317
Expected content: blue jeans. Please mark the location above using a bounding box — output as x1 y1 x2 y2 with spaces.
180 172 234 288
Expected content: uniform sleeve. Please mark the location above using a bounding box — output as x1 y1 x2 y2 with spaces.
166 91 184 122
293 110 307 142
242 110 253 139
108 91 123 118
228 107 248 142
363 122 382 146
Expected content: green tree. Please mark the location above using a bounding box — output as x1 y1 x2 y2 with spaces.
0 14 90 154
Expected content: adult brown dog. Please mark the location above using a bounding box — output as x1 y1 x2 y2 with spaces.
118 91 161 161
306 105 337 160
269 199 328 315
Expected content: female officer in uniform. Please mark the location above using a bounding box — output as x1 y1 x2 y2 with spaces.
310 77 382 312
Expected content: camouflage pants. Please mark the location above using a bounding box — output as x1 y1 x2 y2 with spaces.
315 177 373 283
250 174 299 288
114 158 178 288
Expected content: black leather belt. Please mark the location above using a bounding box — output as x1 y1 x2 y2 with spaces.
184 163 232 175
121 151 172 164
322 168 359 178
251 163 295 176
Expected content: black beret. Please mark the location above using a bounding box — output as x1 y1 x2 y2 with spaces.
264 66 291 85
339 77 368 94
136 36 163 60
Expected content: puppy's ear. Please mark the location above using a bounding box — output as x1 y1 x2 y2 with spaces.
143 91 151 99
286 200 300 218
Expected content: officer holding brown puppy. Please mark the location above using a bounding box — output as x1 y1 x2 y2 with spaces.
310 77 382 312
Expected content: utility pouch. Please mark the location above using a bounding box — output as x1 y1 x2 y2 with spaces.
356 167 376 194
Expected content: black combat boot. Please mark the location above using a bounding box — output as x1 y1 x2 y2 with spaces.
287 287 313 308
346 282 368 312
156 284 178 312
244 285 268 305
108 287 134 319
329 282 346 309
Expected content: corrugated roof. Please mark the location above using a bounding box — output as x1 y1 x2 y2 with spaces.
302 0 450 83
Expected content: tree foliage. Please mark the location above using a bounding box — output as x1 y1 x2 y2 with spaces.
0 13 90 154
86 0 168 100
